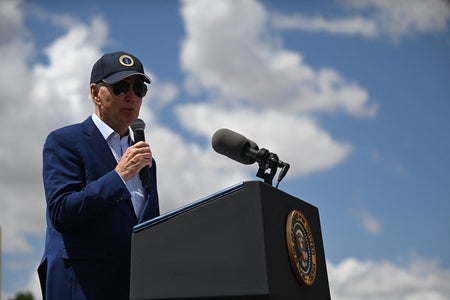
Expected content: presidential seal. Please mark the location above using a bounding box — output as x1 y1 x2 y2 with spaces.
286 210 317 286
119 54 134 67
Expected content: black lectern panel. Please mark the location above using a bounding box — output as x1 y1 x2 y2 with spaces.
130 181 330 300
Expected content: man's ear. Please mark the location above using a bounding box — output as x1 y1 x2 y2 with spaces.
90 83 101 104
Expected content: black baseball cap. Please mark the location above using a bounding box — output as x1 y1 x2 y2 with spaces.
90 51 151 84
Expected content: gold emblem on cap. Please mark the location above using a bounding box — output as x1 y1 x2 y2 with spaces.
286 210 317 286
119 55 134 67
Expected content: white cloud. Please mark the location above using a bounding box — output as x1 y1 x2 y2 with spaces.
146 79 178 111
328 257 450 300
176 0 382 192
356 209 382 234
0 14 109 254
30 16 108 125
0 0 26 42
2 268 43 300
344 0 450 40
26 269 43 300
272 13 378 37
175 103 352 177
0 0 45 254
272 0 450 42
180 0 377 118
147 124 249 213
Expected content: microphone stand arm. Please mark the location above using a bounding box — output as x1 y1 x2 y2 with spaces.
246 148 290 187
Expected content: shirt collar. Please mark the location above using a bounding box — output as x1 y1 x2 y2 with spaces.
92 113 129 141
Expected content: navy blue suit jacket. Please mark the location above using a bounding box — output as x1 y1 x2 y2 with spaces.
38 117 159 300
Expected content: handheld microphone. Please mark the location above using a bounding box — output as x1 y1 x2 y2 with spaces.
130 118 150 189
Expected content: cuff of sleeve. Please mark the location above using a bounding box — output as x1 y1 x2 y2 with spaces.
114 170 127 186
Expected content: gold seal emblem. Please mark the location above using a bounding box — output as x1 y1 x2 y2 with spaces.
119 54 134 67
286 210 317 286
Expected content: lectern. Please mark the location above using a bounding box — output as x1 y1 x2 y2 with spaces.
130 181 331 299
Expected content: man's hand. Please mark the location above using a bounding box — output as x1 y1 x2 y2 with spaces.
115 141 152 182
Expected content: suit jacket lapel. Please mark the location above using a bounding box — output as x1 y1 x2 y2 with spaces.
81 117 117 169
80 117 137 218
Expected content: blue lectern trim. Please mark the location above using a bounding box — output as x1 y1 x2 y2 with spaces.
133 182 245 233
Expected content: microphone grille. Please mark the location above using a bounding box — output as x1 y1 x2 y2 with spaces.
211 128 256 165
130 118 146 132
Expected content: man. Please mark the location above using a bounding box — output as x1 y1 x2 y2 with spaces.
38 51 160 299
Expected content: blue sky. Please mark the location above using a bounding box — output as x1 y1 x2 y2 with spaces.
1 0 450 299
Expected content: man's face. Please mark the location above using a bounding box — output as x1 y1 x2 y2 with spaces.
94 75 146 134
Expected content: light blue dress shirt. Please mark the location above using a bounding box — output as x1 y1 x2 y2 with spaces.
91 114 146 218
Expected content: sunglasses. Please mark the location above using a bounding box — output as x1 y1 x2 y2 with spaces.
101 80 148 98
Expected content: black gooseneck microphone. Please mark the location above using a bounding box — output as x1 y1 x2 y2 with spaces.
211 128 290 187
211 128 259 165
130 118 150 189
